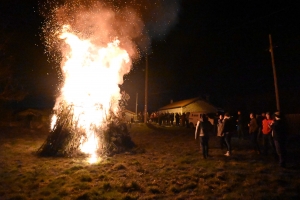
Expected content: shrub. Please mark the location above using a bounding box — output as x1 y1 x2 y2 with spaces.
8 195 27 200
113 163 127 170
80 174 92 182
148 186 160 194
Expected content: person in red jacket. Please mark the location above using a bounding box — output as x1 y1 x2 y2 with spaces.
262 112 276 155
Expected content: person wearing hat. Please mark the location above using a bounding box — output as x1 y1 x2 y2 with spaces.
271 111 287 167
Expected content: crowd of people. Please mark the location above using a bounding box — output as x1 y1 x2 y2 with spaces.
195 111 287 168
136 109 288 167
149 111 191 127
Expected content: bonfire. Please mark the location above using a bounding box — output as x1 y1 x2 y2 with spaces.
37 91 135 161
36 1 141 163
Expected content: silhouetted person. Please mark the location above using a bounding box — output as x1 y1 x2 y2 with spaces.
248 113 261 154
223 113 234 156
186 112 190 128
236 111 244 139
195 114 213 159
175 113 180 126
158 113 163 126
271 111 287 168
256 113 265 142
217 114 226 149
170 113 174 125
181 113 186 127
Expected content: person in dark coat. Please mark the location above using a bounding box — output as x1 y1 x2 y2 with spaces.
271 111 287 167
222 113 235 156
256 112 265 142
170 113 174 126
248 113 261 154
195 114 213 159
236 110 244 139
185 112 190 128
181 113 186 127
175 113 180 126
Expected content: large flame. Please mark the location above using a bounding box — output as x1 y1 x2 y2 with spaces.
41 0 180 164
52 25 131 163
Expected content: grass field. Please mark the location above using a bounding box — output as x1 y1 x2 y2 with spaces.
0 122 300 200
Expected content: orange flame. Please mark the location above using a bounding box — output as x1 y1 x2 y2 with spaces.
52 25 132 163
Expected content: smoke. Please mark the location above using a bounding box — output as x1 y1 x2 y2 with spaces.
100 0 181 42
141 0 181 40
41 0 180 58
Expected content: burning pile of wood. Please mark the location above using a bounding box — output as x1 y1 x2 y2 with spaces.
37 93 135 158
37 104 86 157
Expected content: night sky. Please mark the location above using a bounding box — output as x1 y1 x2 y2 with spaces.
1 0 300 114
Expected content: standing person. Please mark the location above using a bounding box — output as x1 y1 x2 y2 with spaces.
271 111 287 168
262 112 276 155
195 114 213 159
236 111 244 139
256 113 265 142
186 112 190 128
217 114 226 149
223 113 234 156
181 113 186 127
166 112 170 125
248 113 261 154
175 113 180 126
170 113 174 126
158 113 163 126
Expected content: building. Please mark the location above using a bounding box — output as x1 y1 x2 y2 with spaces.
158 97 218 114
158 97 219 127
123 109 136 123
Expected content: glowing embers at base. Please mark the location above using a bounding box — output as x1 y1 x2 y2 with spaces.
80 130 100 164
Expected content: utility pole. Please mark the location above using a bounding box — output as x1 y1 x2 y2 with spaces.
269 34 280 111
144 55 148 123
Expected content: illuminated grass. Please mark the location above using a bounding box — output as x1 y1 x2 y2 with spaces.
0 123 300 199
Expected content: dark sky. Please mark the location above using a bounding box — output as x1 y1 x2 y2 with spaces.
1 0 300 113
123 0 300 113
